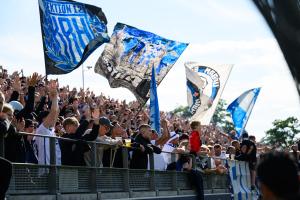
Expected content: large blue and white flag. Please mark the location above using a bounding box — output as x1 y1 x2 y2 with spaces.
185 62 233 125
228 160 255 200
39 0 110 75
227 88 261 137
150 66 160 135
95 23 188 104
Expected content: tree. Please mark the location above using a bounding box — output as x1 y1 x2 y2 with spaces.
262 117 300 148
171 105 192 118
211 99 234 133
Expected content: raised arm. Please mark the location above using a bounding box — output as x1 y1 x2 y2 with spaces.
43 80 59 129
17 73 40 119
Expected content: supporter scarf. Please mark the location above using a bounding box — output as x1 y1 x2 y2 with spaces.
39 0 109 74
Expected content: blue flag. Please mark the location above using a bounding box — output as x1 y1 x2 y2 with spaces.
227 88 261 137
39 0 110 74
95 23 188 104
150 66 160 135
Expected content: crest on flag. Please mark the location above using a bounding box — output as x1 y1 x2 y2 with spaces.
95 23 188 104
39 0 110 74
185 62 233 125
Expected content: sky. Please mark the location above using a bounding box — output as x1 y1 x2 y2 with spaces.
1 0 299 140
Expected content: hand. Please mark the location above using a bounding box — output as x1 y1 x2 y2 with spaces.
28 73 41 87
12 77 21 92
48 80 58 100
161 118 168 127
11 71 19 79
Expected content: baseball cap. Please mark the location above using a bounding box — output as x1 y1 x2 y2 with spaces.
99 116 113 127
9 101 23 111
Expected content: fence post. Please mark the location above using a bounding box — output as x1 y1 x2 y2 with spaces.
90 142 97 193
49 137 57 194
149 153 156 191
122 147 129 192
171 152 176 163
191 154 196 169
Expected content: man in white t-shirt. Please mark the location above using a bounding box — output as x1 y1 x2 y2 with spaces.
35 80 61 165
162 131 179 167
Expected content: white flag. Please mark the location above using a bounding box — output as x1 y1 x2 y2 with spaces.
185 62 233 125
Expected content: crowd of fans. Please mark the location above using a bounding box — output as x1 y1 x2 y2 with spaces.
1 68 300 199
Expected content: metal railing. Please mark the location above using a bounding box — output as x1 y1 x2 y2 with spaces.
2 131 230 197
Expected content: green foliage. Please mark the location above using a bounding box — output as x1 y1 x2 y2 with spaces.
172 99 234 133
171 105 192 118
262 117 300 148
211 99 234 133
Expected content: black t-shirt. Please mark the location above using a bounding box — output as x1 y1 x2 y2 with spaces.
240 139 257 162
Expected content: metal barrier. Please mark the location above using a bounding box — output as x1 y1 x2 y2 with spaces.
2 131 231 199
7 164 230 196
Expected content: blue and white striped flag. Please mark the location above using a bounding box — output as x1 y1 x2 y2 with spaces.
227 88 261 137
150 66 161 135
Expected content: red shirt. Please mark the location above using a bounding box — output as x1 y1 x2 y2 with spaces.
189 130 201 154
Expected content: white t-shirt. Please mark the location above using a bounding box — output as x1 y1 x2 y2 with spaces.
162 143 175 166
147 140 166 171
35 123 61 165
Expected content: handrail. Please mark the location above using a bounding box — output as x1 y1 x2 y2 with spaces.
1 131 197 170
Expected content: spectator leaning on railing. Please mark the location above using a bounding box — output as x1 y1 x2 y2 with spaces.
130 124 162 169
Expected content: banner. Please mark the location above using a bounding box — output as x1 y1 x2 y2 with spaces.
227 88 261 137
39 0 110 75
185 62 232 125
150 66 160 135
95 23 188 104
228 160 256 200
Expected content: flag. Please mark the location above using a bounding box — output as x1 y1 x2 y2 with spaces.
150 66 160 135
39 0 110 75
227 87 261 137
95 23 188 105
185 62 233 125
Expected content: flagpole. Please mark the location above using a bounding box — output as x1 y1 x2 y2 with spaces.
133 63 156 120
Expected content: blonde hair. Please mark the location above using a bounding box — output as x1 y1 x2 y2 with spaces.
2 103 14 114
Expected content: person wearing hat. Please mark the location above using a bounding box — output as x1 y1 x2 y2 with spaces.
162 131 180 167
102 121 127 168
83 116 122 167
